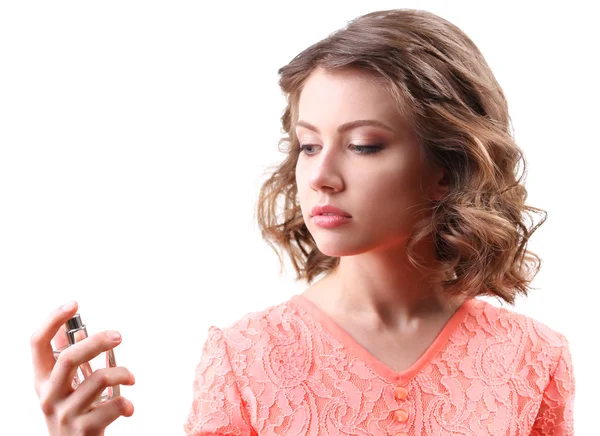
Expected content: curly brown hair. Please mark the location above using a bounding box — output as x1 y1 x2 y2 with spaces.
255 8 547 305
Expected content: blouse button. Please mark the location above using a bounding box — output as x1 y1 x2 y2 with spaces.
394 409 408 422
394 386 408 400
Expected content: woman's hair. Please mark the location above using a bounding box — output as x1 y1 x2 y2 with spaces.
256 8 547 305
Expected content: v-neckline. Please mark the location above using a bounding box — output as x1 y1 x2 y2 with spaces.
289 293 474 385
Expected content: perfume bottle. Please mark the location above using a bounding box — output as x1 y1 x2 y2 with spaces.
53 313 120 405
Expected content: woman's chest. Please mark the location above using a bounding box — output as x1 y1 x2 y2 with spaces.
240 351 543 436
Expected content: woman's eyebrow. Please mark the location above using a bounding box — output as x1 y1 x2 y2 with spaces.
295 119 397 134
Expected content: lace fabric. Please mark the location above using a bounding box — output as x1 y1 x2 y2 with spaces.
184 296 574 435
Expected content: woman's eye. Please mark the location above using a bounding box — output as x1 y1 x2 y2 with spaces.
298 144 317 154
352 144 384 154
298 144 383 155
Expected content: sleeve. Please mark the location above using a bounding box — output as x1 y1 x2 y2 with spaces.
183 326 254 436
530 334 575 436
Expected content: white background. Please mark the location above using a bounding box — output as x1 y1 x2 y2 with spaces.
1 1 596 434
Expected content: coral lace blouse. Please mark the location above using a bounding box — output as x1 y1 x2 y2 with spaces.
184 295 574 435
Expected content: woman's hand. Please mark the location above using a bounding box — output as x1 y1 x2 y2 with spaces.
31 301 135 436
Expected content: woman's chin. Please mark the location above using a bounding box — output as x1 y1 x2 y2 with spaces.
314 240 370 258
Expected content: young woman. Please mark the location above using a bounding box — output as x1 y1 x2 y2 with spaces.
31 8 574 436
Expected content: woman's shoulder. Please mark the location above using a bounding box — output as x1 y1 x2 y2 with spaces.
468 297 570 353
206 295 305 347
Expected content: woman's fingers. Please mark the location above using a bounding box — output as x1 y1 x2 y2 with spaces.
30 300 79 391
52 321 70 351
63 366 135 416
76 395 135 434
47 330 123 401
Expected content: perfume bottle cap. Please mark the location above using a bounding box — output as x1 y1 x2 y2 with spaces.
63 313 88 345
66 313 85 331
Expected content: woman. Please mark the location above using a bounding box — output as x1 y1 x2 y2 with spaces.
31 8 574 435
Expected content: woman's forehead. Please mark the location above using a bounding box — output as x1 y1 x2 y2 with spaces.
297 70 405 131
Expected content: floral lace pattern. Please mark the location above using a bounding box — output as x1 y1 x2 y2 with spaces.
184 296 574 435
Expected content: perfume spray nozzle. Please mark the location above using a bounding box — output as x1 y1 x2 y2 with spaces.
65 313 85 331
63 313 88 345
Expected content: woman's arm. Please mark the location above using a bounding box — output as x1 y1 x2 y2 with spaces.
184 326 255 436
530 334 575 435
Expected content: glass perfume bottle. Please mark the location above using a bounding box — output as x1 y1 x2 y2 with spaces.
53 313 120 405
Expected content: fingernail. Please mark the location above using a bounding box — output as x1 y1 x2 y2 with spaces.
106 331 121 341
61 300 76 311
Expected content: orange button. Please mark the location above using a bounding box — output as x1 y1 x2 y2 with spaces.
394 409 408 422
394 386 408 400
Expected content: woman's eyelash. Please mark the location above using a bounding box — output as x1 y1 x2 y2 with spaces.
298 144 384 155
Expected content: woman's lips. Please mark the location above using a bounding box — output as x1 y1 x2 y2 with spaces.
312 214 352 228
311 204 352 217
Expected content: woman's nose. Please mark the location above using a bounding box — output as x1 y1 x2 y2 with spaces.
307 146 344 193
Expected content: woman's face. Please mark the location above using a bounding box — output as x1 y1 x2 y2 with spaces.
295 67 446 257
